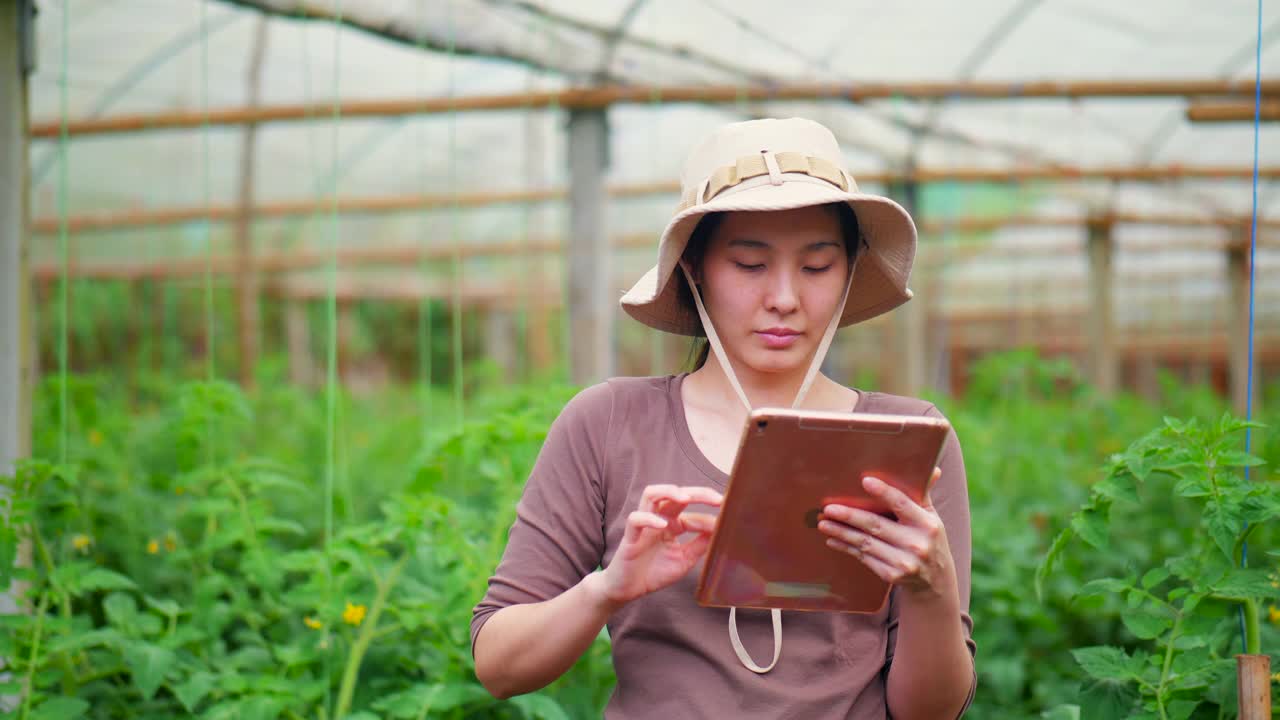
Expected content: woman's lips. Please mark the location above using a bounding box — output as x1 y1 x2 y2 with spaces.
756 329 801 349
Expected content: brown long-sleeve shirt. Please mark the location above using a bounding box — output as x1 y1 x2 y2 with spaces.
472 373 976 718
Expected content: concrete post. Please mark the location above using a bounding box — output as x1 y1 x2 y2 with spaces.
889 178 926 396
566 108 613 384
1227 230 1258 415
2 0 33 476
1086 217 1118 396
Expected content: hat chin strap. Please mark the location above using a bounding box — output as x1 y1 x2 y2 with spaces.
678 255 858 674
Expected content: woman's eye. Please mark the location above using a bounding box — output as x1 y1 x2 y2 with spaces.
734 262 765 272
803 265 833 274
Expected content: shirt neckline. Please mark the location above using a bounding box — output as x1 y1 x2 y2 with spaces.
667 372 870 489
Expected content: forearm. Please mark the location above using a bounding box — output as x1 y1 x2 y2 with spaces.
473 571 618 699
884 580 974 720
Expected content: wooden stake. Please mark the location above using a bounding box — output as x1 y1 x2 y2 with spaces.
1236 654 1271 720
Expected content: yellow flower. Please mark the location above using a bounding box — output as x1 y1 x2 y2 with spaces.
304 616 322 630
146 539 159 555
71 534 92 553
1269 605 1280 625
88 429 103 447
163 535 177 553
174 486 185 496
342 602 367 626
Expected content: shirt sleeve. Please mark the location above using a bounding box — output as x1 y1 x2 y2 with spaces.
470 381 614 657
882 403 977 714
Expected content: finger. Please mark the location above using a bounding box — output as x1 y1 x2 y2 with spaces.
859 476 932 526
822 523 924 582
825 536 901 583
680 486 725 507
623 510 668 545
639 484 688 513
675 511 718 535
820 507 922 553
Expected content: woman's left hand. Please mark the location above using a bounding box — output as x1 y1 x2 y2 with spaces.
817 468 957 600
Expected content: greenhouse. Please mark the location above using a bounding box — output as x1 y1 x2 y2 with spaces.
1 0 1278 717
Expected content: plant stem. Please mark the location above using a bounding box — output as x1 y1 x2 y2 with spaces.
1241 597 1261 655
19 592 50 720
333 555 408 719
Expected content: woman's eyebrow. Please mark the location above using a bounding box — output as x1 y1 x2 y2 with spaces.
805 240 842 251
726 238 770 249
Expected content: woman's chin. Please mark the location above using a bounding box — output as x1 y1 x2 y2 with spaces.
739 345 811 375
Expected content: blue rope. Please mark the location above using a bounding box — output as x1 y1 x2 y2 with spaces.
1237 0 1262 655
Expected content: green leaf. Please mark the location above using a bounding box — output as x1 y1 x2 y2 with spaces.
1078 679 1137 720
31 697 90 720
1211 569 1280 600
1072 646 1142 682
103 592 138 629
1094 476 1140 505
1120 606 1173 640
1216 450 1264 468
1072 504 1110 551
1040 706 1080 720
1035 529 1073 602
143 595 181 617
511 694 571 720
174 671 216 712
1165 699 1200 720
1202 502 1241 561
1079 578 1130 598
122 641 176 700
371 683 492 718
1140 568 1170 590
77 568 138 594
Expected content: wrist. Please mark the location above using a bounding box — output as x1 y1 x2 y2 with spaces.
581 570 626 616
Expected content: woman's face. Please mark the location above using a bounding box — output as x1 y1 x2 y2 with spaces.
697 205 850 375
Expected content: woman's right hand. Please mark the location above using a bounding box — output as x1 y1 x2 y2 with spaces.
594 484 724 608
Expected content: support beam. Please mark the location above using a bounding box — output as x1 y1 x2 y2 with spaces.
28 78 1280 137
32 186 1280 237
1086 216 1119 395
1187 100 1280 124
566 108 613 384
1227 235 1259 415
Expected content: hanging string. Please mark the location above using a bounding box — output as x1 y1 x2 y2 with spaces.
57 0 70 468
1237 0 1263 655
447 1 463 426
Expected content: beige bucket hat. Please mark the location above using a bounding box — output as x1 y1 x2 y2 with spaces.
619 117 918 337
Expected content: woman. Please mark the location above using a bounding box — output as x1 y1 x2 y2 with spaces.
471 118 976 719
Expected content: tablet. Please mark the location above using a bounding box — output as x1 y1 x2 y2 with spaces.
694 408 950 614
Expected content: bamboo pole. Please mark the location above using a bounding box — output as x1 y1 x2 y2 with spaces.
1187 100 1280 123
27 77 1280 138
30 183 1280 237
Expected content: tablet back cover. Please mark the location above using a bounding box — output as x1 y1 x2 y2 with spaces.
695 409 949 613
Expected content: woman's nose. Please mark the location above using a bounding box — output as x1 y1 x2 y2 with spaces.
763 269 799 314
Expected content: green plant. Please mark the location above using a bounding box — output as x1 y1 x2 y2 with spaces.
1037 414 1280 719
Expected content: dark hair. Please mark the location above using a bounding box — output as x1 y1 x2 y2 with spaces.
679 203 864 371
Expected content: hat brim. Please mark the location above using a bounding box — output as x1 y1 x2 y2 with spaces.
620 180 917 337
